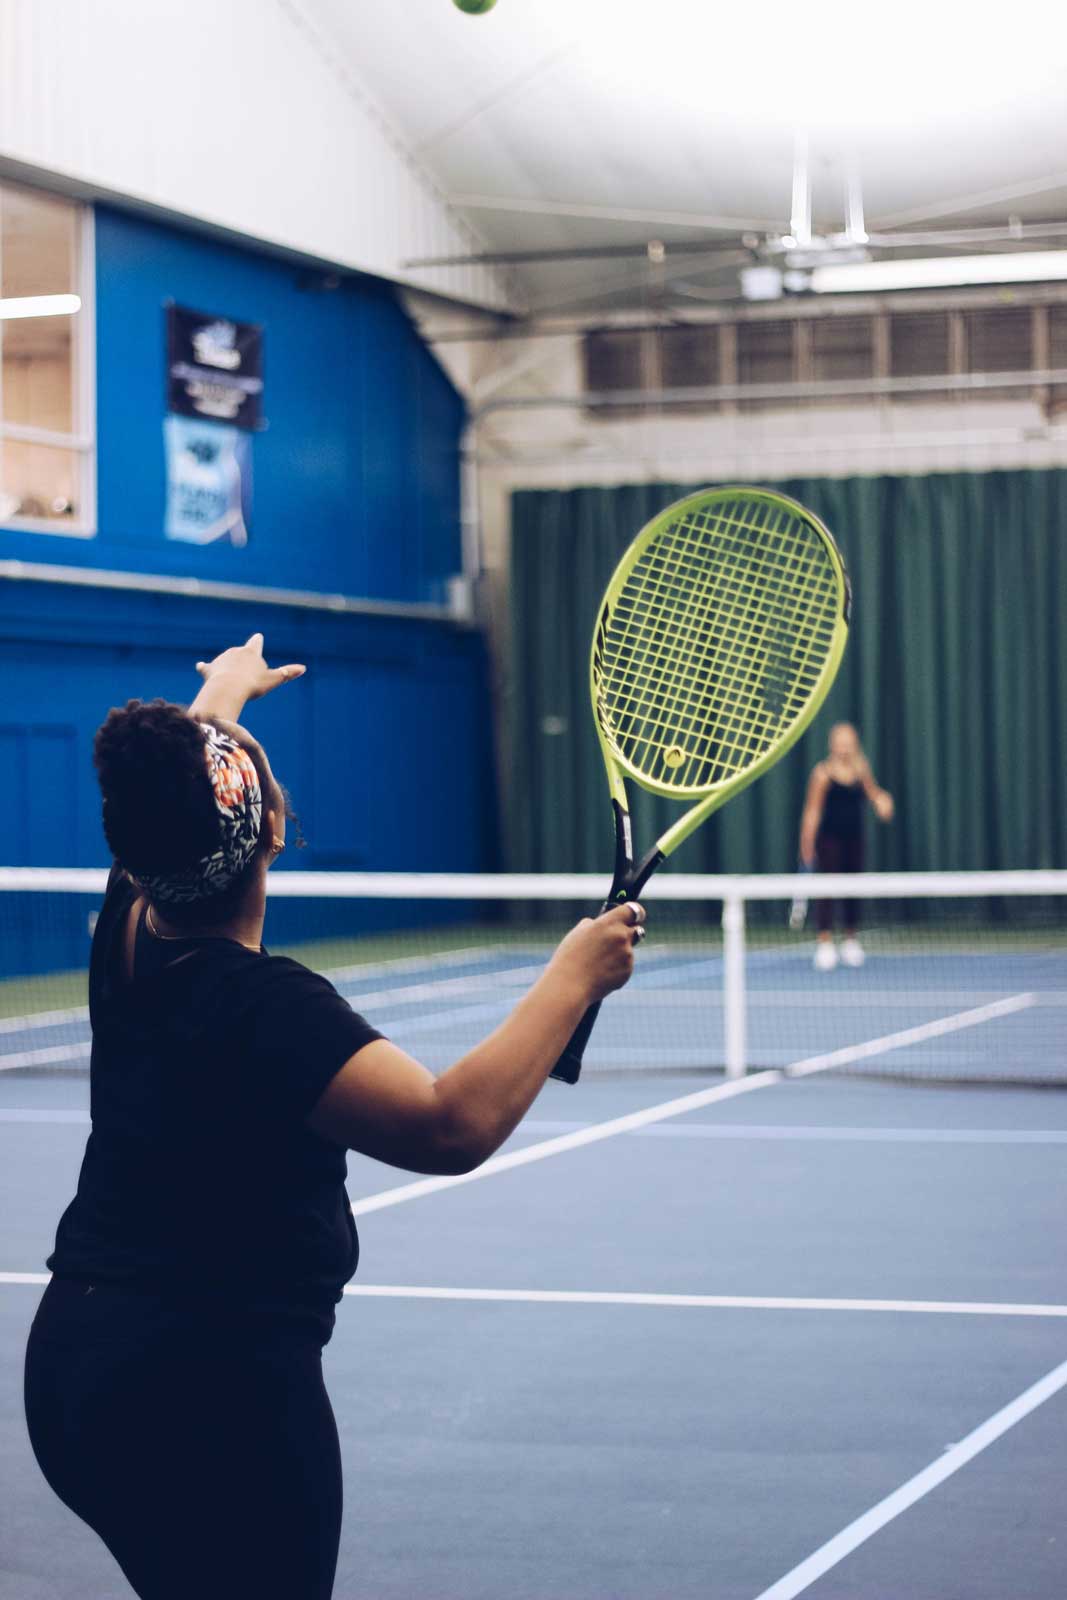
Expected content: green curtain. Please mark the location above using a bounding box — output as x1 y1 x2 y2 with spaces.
507 470 1067 873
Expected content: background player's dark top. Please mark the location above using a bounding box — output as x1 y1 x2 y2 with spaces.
818 778 865 839
48 870 380 1336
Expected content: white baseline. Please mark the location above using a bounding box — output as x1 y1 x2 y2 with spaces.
3 1274 1067 1321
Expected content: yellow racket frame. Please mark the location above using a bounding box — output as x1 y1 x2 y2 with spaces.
590 486 850 868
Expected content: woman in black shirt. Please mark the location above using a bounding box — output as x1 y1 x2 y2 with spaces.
799 722 894 972
24 634 643 1600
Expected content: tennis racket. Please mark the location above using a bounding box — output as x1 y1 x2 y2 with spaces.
551 486 851 1083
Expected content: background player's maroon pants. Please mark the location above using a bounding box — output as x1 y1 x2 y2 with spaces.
815 833 865 933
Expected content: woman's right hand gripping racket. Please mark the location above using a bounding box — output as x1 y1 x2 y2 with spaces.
552 486 851 1083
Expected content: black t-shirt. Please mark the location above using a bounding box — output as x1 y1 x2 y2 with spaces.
47 869 381 1336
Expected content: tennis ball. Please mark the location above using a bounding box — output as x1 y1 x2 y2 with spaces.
453 0 497 12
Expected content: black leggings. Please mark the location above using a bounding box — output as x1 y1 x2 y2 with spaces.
814 831 865 933
24 1277 342 1600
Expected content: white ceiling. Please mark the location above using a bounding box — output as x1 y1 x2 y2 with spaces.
307 0 1067 315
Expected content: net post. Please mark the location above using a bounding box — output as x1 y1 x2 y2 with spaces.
722 892 746 1078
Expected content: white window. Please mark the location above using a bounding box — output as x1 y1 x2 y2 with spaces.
0 182 95 536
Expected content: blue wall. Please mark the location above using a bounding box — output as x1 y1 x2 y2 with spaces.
4 206 466 599
0 204 497 976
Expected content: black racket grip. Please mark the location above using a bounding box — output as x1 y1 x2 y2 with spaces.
549 869 647 1084
549 999 603 1085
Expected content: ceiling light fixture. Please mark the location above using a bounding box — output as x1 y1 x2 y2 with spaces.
0 294 82 320
803 251 1067 294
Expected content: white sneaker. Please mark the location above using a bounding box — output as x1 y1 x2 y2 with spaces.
840 937 865 968
814 940 838 972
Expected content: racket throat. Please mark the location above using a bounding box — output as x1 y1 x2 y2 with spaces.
627 847 665 900
608 799 634 900
607 802 663 903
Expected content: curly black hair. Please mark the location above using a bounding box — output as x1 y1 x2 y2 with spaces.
93 700 266 925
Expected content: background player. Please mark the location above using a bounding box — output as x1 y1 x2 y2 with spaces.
799 722 894 971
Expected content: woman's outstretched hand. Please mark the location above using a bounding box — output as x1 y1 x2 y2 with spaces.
548 902 646 1006
190 634 306 721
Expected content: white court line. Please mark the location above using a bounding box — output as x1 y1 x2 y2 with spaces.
752 1353 1067 1600
0 1042 91 1072
350 992 1042 1217
738 990 1064 1010
374 999 513 1040
3 1273 1066 1319
341 1286 1067 1318
350 1072 781 1215
367 989 1059 1012
520 1120 1067 1147
0 1109 89 1124
785 993 1036 1078
0 1005 88 1035
324 945 527 985
4 1110 1065 1146
335 964 547 1011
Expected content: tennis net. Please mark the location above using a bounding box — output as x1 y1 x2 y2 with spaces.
0 868 1063 1086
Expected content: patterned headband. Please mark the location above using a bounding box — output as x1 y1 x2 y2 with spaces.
136 723 263 904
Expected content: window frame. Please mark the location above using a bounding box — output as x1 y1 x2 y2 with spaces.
0 191 96 539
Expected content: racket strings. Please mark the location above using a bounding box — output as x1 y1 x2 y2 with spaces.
609 544 833 778
596 496 840 790
606 554 833 780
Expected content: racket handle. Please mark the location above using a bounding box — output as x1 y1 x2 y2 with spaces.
549 1000 603 1084
548 872 646 1084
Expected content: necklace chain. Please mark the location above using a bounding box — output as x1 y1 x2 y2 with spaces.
146 904 190 941
145 902 258 951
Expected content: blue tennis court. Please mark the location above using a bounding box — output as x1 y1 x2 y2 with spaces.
3 1060 1066 1600
6 881 1062 1594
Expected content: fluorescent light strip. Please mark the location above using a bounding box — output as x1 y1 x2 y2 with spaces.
0 294 82 321
810 251 1067 294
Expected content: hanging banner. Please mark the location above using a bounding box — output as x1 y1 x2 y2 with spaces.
166 304 264 429
164 415 251 547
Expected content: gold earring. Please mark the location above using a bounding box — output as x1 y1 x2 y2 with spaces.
270 837 285 856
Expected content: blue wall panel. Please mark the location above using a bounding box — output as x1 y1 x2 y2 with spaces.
2 205 465 600
0 202 496 979
0 585 496 873
417 351 466 588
